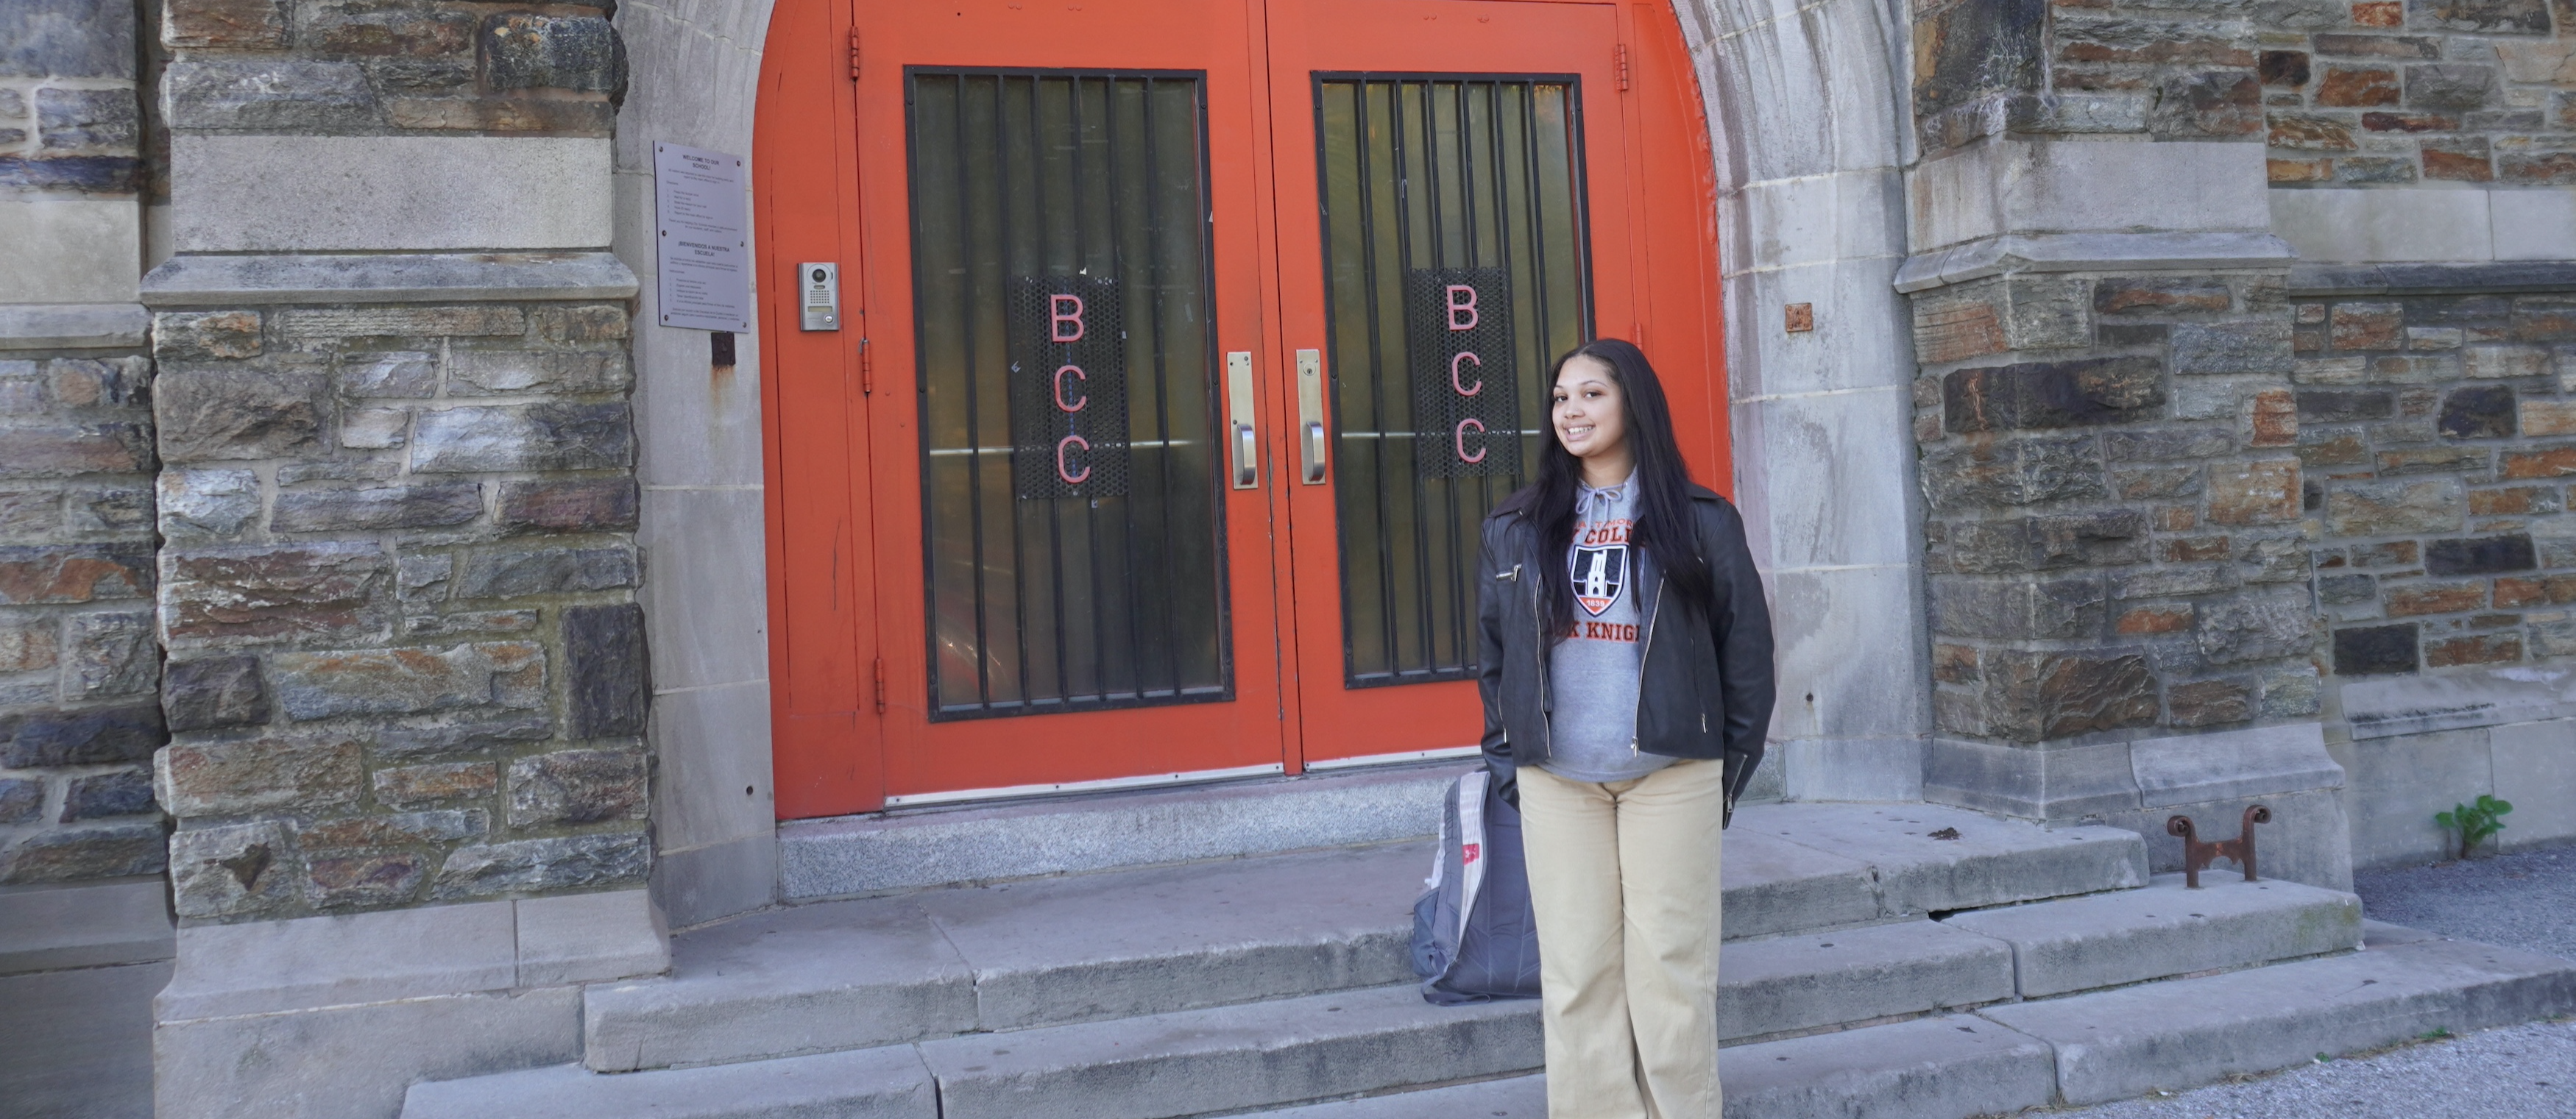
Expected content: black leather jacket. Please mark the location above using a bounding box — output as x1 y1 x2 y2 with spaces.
1474 483 1776 825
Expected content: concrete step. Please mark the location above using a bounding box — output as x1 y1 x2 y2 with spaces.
1943 873 2362 997
591 803 2149 1073
403 1046 938 1119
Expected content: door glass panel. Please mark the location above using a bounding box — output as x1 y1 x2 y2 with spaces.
1314 76 1592 688
907 70 1230 720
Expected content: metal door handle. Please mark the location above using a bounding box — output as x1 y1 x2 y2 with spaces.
1226 350 1258 490
1295 348 1326 486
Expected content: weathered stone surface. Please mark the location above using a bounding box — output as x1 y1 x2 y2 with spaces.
2330 303 2405 350
63 486 149 533
2324 480 2461 534
3 0 136 78
370 714 551 759
160 543 389 645
0 617 57 672
2334 624 2418 675
0 154 139 193
452 546 636 599
2438 386 2516 439
447 350 629 396
530 305 629 343
169 820 294 918
2173 322 2295 377
1945 358 2164 433
35 88 138 150
0 491 63 536
2 703 163 767
2402 63 2494 111
1942 511 2148 573
496 478 637 533
66 611 156 700
2168 678 2253 727
165 0 289 49
301 809 485 848
2297 389 2394 422
339 351 437 397
506 747 645 827
271 483 484 533
158 469 260 541
2424 533 2537 575
2113 564 2237 600
2502 444 2576 478
341 408 409 450
411 404 632 472
373 761 497 809
2197 595 2315 664
2427 633 2522 667
0 544 150 605
564 603 646 737
0 424 154 479
0 822 165 885
482 14 626 93
2467 347 2553 384
159 735 362 817
162 60 378 130
1981 651 2159 742
2388 582 2485 617
305 852 428 909
2260 664 2321 717
2315 66 2401 107
2148 72 2261 138
60 767 155 821
0 778 40 824
162 655 270 733
154 312 263 361
2094 279 2231 316
1929 576 2106 639
274 306 526 338
308 4 475 57
429 831 649 900
269 642 544 721
2208 460 2301 525
2103 428 2234 461
155 366 326 462
2115 465 2201 500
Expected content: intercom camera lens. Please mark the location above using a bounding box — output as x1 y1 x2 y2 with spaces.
812 269 827 282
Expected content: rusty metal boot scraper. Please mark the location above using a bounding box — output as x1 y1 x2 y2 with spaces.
2166 804 2270 889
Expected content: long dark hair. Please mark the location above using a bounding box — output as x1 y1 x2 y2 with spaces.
1497 338 1713 642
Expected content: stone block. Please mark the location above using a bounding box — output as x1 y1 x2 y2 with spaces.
0 822 165 885
339 351 437 397
0 618 57 673
449 350 629 396
173 136 615 253
371 714 551 759
2094 278 2231 316
3 0 135 78
1978 650 2159 742
2488 720 2576 848
1940 510 2147 573
275 305 526 338
302 810 486 850
2195 593 2315 664
406 1045 934 1119
429 831 650 900
453 545 637 599
155 988 581 1119
374 761 498 809
411 404 633 472
165 0 289 49
0 778 40 823
0 424 153 479
157 469 259 541
1950 875 2360 998
159 544 389 646
159 735 362 818
498 478 637 533
1942 357 2164 433
305 853 428 909
161 60 378 131
514 888 667 987
155 366 326 462
0 878 174 974
506 747 645 826
564 603 646 737
3 703 164 767
2112 564 2236 599
62 486 148 533
2334 622 2419 675
2438 386 2516 439
2208 459 2300 525
269 642 544 721
2324 478 2460 534
35 88 136 152
483 14 626 93
2173 321 2295 377
66 611 156 700
161 656 269 733
308 4 475 57
531 305 629 344
2104 428 2234 461
2424 533 2536 575
1928 575 2103 640
1722 919 2012 1040
57 767 154 822
152 311 261 362
2316 65 2402 107
342 408 408 449
168 819 296 918
0 491 61 536
270 483 484 533
2167 678 2252 726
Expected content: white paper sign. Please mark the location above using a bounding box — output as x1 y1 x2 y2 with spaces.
653 142 752 333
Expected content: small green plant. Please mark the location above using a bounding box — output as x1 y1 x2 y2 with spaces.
2435 795 2513 860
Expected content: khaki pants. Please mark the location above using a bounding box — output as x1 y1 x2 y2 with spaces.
1518 759 1724 1119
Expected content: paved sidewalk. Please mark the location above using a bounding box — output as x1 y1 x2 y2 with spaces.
2051 845 2576 1118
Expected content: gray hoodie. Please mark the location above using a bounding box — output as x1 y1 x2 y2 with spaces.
1537 475 1676 784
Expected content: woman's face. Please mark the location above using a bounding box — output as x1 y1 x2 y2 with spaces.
1551 355 1628 461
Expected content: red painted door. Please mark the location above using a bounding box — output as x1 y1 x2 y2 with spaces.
758 0 1724 814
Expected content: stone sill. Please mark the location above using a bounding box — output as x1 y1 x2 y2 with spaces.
142 252 640 307
1894 232 2297 294
2286 260 2576 298
0 878 174 976
0 302 149 350
2339 664 2576 742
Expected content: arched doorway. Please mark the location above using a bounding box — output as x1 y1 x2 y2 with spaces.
755 0 1728 817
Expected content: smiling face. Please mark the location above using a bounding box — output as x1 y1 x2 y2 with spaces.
1551 354 1630 466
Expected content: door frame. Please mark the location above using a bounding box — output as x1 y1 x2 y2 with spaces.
754 0 1726 820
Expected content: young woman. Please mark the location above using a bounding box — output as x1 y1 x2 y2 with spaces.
1474 338 1775 1119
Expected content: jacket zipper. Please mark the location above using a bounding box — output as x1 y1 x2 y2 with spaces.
1632 574 1665 758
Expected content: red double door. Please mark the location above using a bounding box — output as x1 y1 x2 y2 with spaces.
757 0 1727 815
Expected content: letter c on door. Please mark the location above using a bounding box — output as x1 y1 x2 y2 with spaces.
1449 351 1483 396
1053 364 1087 411
1454 418 1487 464
1056 433 1092 485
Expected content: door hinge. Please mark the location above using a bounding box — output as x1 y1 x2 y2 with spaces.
849 29 863 79
1614 43 1631 90
872 656 887 714
858 336 874 395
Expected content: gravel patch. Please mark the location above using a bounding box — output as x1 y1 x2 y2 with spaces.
2048 845 2576 1117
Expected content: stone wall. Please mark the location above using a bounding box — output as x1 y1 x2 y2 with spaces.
149 298 648 923
1912 0 2262 152
2261 0 2575 188
1912 268 2318 747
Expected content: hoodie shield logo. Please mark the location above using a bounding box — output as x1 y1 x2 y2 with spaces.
1571 542 1627 617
